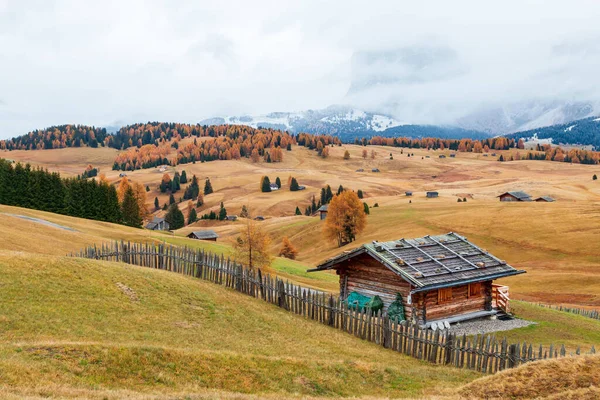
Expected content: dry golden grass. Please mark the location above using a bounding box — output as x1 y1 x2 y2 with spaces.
4 143 600 308
458 354 600 399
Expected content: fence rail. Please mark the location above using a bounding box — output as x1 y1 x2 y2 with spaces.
71 241 597 374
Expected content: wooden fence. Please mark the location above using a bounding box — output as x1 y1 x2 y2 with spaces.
71 241 597 374
538 303 600 321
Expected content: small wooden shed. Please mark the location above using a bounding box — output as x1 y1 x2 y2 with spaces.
309 233 525 327
497 191 532 202
426 191 439 198
535 196 555 202
187 230 219 241
317 204 328 220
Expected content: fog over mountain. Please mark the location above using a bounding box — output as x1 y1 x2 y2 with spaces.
1 1 600 139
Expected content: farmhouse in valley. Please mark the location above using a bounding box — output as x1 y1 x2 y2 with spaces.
187 230 219 241
497 191 532 202
145 216 170 231
309 232 525 327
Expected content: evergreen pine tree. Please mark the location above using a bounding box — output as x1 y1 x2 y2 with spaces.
145 185 150 192
594 174 598 181
325 185 333 203
357 189 364 199
180 170 188 184
204 178 213 195
154 197 159 209
121 186 142 228
261 176 271 192
290 177 300 191
295 206 301 215
187 207 197 224
169 193 175 204
363 202 370 215
219 202 227 220
337 185 344 195
165 203 185 230
275 177 281 188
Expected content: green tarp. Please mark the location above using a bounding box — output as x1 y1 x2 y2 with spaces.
388 293 406 322
346 291 384 313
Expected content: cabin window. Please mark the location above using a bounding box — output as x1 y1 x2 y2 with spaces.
469 283 481 298
438 287 452 303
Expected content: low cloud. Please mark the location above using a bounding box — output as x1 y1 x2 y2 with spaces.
1 0 600 137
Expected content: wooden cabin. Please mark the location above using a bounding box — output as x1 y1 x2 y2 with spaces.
497 191 532 202
187 230 219 241
535 196 555 202
426 191 439 198
405 191 413 197
309 232 525 327
145 217 170 231
317 204 328 220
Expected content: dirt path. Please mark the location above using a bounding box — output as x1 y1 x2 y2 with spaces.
1 213 77 232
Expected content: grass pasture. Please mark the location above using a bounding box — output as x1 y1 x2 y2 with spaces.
0 251 477 399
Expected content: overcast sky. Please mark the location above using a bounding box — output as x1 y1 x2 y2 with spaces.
2 0 600 138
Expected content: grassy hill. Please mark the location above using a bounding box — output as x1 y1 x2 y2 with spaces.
459 353 600 399
0 250 477 399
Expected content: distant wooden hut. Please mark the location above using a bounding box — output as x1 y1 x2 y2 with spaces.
426 191 439 198
535 196 555 202
439 155 446 159
145 217 170 231
317 204 328 220
372 168 380 173
450 154 456 158
497 191 532 202
254 216 265 221
187 230 219 241
309 232 525 327
405 191 413 197
225 215 238 221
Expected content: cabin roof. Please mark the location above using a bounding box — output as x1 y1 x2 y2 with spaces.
318 205 329 212
535 196 555 202
309 232 525 291
498 191 531 200
188 230 219 239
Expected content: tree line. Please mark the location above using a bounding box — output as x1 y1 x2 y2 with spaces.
0 125 108 150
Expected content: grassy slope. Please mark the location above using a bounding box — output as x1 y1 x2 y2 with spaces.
458 353 600 399
0 251 476 399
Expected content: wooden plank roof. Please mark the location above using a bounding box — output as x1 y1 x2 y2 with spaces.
309 232 525 291
188 230 219 239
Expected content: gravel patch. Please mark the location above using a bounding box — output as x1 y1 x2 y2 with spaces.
444 317 535 336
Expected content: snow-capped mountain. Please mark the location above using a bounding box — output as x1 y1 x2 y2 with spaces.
455 101 600 135
200 106 405 136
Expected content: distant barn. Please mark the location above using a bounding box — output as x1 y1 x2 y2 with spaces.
372 168 380 173
426 191 439 198
225 215 238 221
187 230 219 241
309 232 525 327
535 196 555 202
497 191 532 202
317 204 328 220
145 216 169 231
